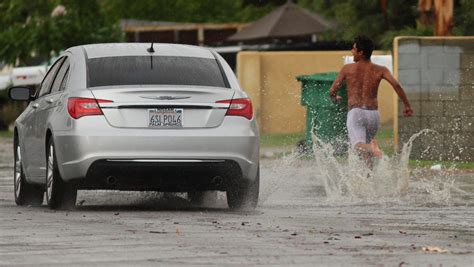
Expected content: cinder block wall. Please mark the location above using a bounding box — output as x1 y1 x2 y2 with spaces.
395 37 474 161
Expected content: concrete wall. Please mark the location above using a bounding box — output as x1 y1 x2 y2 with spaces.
394 37 474 161
237 51 394 134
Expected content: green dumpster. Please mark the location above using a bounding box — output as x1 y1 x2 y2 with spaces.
296 72 348 154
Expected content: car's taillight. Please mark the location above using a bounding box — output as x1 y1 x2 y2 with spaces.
217 98 253 120
67 97 113 119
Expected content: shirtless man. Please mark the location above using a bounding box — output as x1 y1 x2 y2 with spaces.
329 35 413 166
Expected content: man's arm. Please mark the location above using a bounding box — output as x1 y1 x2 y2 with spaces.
382 67 413 116
329 67 346 101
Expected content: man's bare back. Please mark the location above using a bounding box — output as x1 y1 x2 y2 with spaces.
330 60 412 113
339 61 385 110
328 35 413 167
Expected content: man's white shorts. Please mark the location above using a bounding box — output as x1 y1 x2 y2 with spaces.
347 108 380 148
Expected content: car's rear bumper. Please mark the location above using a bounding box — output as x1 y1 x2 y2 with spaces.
79 159 241 191
53 116 259 186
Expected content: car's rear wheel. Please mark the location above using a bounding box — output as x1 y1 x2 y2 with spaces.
226 168 259 210
45 139 77 210
14 141 44 206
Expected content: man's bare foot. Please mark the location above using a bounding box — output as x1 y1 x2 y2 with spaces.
370 139 383 158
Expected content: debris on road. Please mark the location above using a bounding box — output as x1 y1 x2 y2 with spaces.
430 164 442 171
149 231 166 234
422 246 449 253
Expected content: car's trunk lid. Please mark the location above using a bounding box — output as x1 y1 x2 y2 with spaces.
90 86 234 128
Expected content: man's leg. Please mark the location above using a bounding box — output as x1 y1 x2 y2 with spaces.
366 110 383 159
370 139 383 157
354 142 382 157
354 142 380 169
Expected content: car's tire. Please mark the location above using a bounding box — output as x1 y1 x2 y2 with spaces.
226 168 259 210
13 139 44 206
45 139 77 210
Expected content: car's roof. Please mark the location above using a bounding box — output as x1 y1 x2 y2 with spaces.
74 43 215 59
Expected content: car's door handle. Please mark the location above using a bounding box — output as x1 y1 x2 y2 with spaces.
47 99 54 104
32 103 39 109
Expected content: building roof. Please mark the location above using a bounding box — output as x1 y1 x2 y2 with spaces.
228 1 334 41
121 19 247 32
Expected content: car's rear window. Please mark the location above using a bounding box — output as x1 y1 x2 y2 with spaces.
87 56 228 88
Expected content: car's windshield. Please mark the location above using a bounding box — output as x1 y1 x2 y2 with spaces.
87 56 228 88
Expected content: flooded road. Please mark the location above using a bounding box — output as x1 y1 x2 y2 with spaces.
0 137 473 266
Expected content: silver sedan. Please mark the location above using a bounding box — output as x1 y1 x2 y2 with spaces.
9 43 259 210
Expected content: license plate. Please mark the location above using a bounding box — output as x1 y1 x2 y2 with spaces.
148 108 183 128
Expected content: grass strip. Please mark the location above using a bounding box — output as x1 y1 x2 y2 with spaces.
260 132 305 148
0 131 13 138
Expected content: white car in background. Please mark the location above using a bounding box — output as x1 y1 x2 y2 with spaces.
0 75 11 91
11 65 47 87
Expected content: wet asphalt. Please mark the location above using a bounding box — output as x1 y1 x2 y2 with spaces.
0 137 473 266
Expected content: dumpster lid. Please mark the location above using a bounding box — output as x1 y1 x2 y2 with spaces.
296 72 338 82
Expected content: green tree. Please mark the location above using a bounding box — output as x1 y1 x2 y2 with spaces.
453 0 474 35
100 0 275 24
299 0 419 48
0 0 121 66
0 0 48 65
0 0 279 65
300 0 473 49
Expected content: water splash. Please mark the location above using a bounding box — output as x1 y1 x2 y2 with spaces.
261 129 461 206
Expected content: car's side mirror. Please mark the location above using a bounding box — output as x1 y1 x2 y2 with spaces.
8 87 33 101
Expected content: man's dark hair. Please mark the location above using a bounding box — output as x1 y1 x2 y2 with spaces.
354 35 374 60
